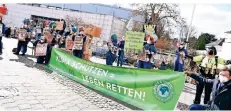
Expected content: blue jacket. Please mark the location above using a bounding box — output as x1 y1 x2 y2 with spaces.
190 74 231 110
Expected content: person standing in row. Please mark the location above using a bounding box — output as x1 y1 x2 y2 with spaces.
14 24 31 56
117 36 125 67
174 43 188 72
44 29 56 64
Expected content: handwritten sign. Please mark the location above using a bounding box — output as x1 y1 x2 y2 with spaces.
144 25 158 42
18 29 27 41
65 37 74 50
56 21 64 31
34 43 48 56
124 31 145 53
73 36 83 50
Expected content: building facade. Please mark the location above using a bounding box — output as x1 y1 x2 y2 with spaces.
2 3 144 42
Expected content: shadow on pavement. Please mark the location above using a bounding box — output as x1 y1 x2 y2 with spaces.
0 57 3 60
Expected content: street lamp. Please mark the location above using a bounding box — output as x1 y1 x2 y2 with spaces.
185 4 196 49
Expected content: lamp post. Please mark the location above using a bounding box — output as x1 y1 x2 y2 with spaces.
185 4 196 49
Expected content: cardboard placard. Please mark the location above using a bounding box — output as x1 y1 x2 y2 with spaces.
73 36 83 50
56 21 64 31
34 43 48 56
44 32 54 44
36 28 42 33
91 26 102 37
18 29 27 41
65 37 74 50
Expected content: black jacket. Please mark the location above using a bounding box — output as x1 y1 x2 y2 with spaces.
190 74 231 110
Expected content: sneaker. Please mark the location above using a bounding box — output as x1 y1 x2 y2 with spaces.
193 100 200 104
20 54 25 56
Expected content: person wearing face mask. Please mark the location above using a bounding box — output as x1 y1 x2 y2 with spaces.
186 46 225 105
14 24 31 56
185 66 231 110
174 43 188 72
33 36 47 64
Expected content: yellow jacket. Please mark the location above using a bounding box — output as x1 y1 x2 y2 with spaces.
193 55 225 69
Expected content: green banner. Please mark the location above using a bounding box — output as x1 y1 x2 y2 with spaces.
124 31 145 53
47 48 185 110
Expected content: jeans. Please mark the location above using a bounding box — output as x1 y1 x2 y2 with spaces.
37 56 45 64
16 41 27 54
138 61 151 69
45 44 54 64
0 36 2 53
138 61 144 68
106 50 114 65
73 50 83 58
189 104 206 110
194 74 214 104
117 50 124 67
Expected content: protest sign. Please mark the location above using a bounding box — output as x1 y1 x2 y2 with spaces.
56 21 64 31
34 43 48 56
124 31 145 53
17 29 27 41
91 26 102 37
144 25 158 42
47 48 186 110
65 37 74 50
44 32 53 44
73 36 83 50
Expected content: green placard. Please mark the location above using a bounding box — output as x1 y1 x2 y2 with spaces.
124 31 145 53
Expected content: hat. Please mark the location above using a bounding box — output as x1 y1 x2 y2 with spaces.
72 27 78 33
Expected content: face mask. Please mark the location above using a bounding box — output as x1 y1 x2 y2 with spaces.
219 75 229 83
147 40 151 44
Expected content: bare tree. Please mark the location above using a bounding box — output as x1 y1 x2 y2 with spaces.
180 24 197 40
64 15 84 27
131 3 185 38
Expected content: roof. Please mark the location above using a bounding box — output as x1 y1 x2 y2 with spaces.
39 3 144 22
206 39 225 47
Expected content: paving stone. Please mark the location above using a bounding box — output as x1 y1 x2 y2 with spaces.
30 104 44 109
18 104 32 110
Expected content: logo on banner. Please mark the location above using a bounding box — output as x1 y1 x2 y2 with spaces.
153 80 174 103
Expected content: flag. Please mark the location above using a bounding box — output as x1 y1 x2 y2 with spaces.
126 17 134 31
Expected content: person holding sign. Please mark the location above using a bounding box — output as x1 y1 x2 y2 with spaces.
174 43 188 72
14 24 31 56
143 36 157 69
44 29 57 64
0 19 5 55
33 36 47 64
106 42 116 66
71 27 85 58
